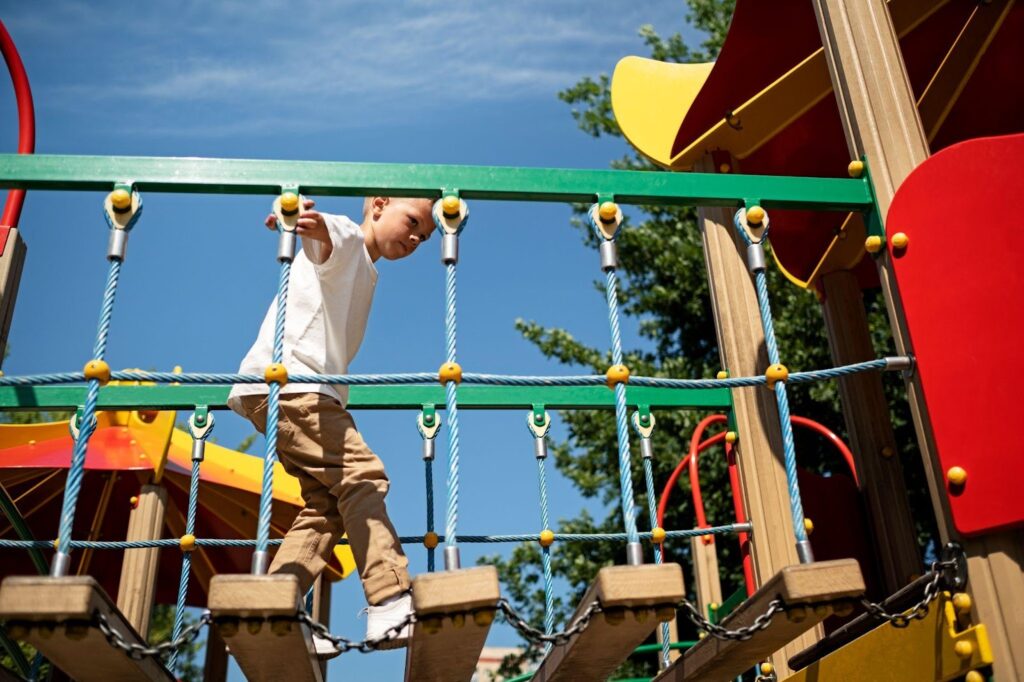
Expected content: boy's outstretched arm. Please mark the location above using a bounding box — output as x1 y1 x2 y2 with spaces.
264 199 333 261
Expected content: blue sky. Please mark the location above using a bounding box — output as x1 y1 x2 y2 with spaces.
2 2 702 678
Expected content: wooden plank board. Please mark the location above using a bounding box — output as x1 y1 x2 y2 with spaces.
0 576 174 682
654 559 864 681
208 574 322 682
404 566 501 682
116 483 167 639
532 563 686 682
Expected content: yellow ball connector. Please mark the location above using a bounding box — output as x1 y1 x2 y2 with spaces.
746 205 765 226
803 518 814 535
279 192 300 215
441 195 461 218
847 160 865 178
890 232 909 250
725 431 738 444
84 359 111 385
606 364 630 389
947 466 967 487
109 188 132 212
598 201 619 224
716 370 729 379
864 235 883 254
264 363 288 385
179 534 196 552
650 527 666 544
539 529 555 547
759 662 775 675
952 592 972 615
765 363 788 388
423 531 439 549
439 362 462 385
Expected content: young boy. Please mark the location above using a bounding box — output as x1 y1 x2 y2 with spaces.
228 196 436 655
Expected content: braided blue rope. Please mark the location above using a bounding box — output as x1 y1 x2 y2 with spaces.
733 210 808 550
604 268 640 547
255 259 291 567
641 454 671 666
443 261 461 558
53 258 122 572
169 456 201 668
425 457 435 572
536 454 555 644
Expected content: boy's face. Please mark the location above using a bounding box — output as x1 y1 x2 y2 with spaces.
367 198 436 261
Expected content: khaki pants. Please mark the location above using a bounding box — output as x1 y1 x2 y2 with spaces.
238 393 410 605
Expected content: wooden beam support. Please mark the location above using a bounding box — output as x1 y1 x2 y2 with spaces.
0 576 174 681
115 483 167 639
654 559 865 681
689 536 724 620
208 574 322 682
0 228 25 369
697 153 821 676
531 563 685 682
404 566 501 682
812 1 1024 677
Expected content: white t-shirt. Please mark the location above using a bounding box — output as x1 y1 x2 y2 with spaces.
227 213 377 412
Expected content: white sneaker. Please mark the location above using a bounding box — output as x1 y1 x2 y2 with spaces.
312 633 343 660
363 592 413 650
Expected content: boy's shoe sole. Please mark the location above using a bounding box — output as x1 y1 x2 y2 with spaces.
373 634 409 651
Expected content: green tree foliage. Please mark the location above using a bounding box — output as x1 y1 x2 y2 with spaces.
483 2 934 678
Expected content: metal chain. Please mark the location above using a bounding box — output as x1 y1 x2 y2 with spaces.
681 597 785 641
95 610 211 661
498 598 602 647
859 558 956 628
296 610 416 654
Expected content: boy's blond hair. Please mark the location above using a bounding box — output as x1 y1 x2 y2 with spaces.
362 197 433 218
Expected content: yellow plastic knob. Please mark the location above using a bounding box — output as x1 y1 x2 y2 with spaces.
110 188 132 210
947 466 967 486
650 527 666 544
539 529 555 547
473 609 495 627
179 534 196 552
130 495 139 509
746 205 766 225
847 160 865 178
606 364 630 389
952 592 972 614
954 640 974 659
279 192 300 213
716 370 729 379
423 531 439 549
880 445 895 459
725 431 738 444
441 195 461 217
891 232 909 249
965 671 984 682
760 662 775 675
804 518 814 535
598 201 619 223
84 359 111 385
765 363 788 388
439 362 462 385
864 235 883 253
264 363 288 385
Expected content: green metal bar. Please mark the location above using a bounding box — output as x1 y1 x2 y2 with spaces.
0 154 874 211
0 626 31 678
0 483 48 574
0 384 733 411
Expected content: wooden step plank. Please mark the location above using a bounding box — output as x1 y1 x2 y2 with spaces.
532 563 686 682
654 559 866 682
404 566 501 682
0 576 174 682
208 574 322 682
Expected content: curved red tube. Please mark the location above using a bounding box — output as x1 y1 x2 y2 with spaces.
791 415 859 486
0 19 36 235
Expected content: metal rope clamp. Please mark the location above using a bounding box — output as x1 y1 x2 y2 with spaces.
526 407 551 459
187 408 215 462
103 183 143 261
433 194 469 265
737 205 770 274
630 409 656 459
589 200 623 271
417 407 442 460
273 188 302 262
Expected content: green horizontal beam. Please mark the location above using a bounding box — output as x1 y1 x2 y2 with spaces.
0 384 732 411
0 154 873 210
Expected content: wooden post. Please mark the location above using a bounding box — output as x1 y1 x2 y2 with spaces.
311 573 331 680
0 228 26 368
202 622 229 682
688 536 723 619
115 483 167 639
812 1 1024 676
820 269 920 593
697 154 822 676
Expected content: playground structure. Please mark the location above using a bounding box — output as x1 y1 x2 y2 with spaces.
0 1 1022 681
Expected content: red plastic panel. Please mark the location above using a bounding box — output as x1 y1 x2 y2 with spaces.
888 133 1024 536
